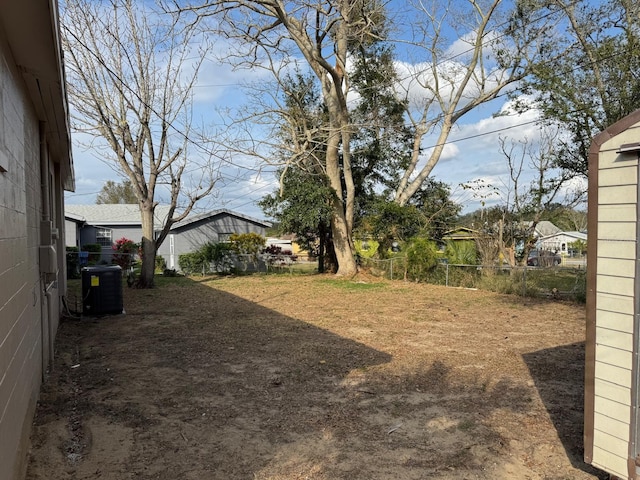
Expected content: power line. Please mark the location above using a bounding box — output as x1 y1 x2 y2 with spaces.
60 0 574 159
60 0 627 210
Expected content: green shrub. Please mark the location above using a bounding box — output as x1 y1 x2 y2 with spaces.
405 238 439 282
178 251 208 275
83 243 102 264
445 240 478 265
573 271 587 303
179 242 238 275
66 246 80 279
203 242 234 273
155 255 167 272
229 233 265 259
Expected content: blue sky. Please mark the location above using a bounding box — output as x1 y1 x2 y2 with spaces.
64 1 586 220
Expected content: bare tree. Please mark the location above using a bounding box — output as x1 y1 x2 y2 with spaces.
176 0 389 276
565 209 587 233
393 0 554 206
461 127 570 267
497 128 567 266
62 0 218 287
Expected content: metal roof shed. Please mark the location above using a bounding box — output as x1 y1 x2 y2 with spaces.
586 109 640 479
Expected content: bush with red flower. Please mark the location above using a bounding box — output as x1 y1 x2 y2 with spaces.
112 237 139 272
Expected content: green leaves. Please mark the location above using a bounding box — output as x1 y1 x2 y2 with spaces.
405 238 440 281
229 233 266 257
519 0 640 177
96 180 138 204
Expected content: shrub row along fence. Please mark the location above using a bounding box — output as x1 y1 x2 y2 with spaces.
178 252 298 276
360 257 587 302
66 247 585 302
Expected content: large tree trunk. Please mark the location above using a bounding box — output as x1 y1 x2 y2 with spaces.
320 30 357 276
317 223 326 274
137 204 157 288
324 110 357 276
329 198 356 276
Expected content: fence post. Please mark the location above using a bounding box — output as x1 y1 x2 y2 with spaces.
522 265 527 297
390 258 393 280
446 263 449 287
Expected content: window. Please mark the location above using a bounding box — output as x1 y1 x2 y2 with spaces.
218 232 233 243
96 227 112 247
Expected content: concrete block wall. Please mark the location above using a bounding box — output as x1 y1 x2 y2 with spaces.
0 34 47 480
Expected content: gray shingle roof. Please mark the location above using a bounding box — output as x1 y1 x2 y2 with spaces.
531 221 562 237
65 204 172 225
170 208 271 230
64 205 271 229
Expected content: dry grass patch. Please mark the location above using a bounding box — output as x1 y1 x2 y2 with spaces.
27 274 604 480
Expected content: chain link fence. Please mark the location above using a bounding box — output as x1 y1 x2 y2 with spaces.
176 252 303 276
66 250 137 279
359 256 587 301
66 247 586 301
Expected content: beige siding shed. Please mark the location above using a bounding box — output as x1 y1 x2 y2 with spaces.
586 109 640 479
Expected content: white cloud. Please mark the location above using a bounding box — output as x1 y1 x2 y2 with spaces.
393 54 506 116
422 141 460 165
445 100 541 159
192 54 276 106
424 96 582 213
445 29 502 62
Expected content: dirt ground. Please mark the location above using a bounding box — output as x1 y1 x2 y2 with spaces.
26 274 607 479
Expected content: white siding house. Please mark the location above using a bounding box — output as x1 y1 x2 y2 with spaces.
0 2 74 479
538 231 587 254
586 109 640 479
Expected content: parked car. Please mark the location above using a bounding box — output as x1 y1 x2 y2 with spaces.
527 249 561 267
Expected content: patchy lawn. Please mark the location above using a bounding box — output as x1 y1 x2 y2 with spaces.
27 274 605 479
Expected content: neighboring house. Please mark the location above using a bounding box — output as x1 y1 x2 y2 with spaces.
276 234 306 256
440 227 479 258
64 211 85 248
0 3 75 480
441 227 479 243
266 237 293 250
537 231 587 254
530 220 561 238
158 209 271 269
65 204 173 257
65 205 271 270
585 108 640 480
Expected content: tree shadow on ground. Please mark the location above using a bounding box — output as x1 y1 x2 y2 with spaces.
522 342 607 479
27 277 603 479
30 277 394 479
